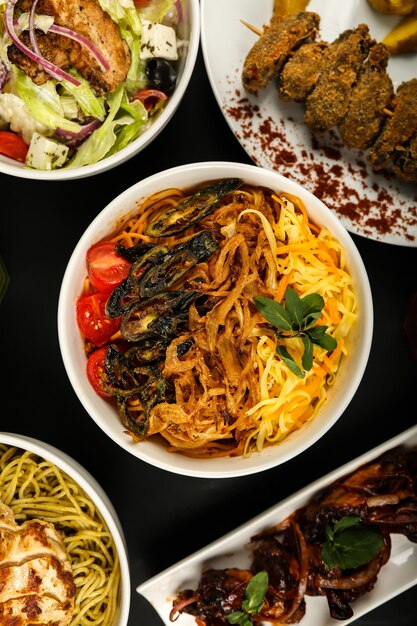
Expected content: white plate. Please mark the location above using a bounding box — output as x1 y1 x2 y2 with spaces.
201 0 417 247
137 424 417 625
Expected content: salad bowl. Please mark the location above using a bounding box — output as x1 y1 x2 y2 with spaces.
58 161 373 478
0 0 200 179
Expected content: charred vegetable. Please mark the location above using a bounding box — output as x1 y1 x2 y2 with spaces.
120 290 197 341
144 178 244 237
105 245 171 319
139 231 219 298
115 241 155 262
125 338 170 364
117 365 173 439
102 344 141 398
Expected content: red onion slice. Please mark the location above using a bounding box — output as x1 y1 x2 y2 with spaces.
49 24 110 71
5 0 81 86
0 60 11 91
28 0 41 56
55 118 101 148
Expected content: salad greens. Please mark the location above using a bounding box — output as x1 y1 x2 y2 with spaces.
0 0 183 170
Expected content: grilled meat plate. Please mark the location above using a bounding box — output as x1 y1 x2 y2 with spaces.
242 11 320 94
8 0 131 95
278 40 328 102
338 42 394 149
305 24 373 133
368 78 417 171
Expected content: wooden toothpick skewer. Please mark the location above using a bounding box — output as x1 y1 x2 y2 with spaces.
240 19 264 36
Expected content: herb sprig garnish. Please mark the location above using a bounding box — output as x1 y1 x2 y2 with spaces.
322 516 384 571
226 571 269 626
254 286 337 378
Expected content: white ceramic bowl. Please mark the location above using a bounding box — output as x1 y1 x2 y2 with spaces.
58 161 373 478
0 431 131 625
0 0 200 181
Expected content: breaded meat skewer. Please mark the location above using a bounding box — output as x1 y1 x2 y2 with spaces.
304 24 372 133
278 40 328 102
338 42 394 150
368 78 417 171
392 132 417 183
242 11 320 94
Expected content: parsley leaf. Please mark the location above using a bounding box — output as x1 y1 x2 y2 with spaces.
226 571 268 626
322 516 384 570
254 287 337 378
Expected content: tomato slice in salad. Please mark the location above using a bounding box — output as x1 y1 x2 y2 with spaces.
86 347 112 398
86 241 131 293
76 292 120 346
0 131 29 162
132 89 168 111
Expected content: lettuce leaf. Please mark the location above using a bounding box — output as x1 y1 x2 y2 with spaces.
62 71 106 121
98 0 142 35
67 85 130 167
15 70 82 132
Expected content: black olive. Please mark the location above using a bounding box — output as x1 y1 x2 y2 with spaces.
145 58 177 95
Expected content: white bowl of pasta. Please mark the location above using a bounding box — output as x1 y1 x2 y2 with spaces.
58 161 373 478
0 432 130 625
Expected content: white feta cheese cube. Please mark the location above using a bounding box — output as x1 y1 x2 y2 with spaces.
140 20 178 61
26 133 69 170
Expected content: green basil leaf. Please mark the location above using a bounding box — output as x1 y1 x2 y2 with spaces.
307 326 337 351
322 541 343 570
322 519 384 571
332 525 384 570
226 611 251 626
241 571 268 615
254 296 292 331
301 334 313 371
302 312 322 330
301 293 324 318
324 523 334 542
285 286 304 328
333 516 361 534
276 345 304 378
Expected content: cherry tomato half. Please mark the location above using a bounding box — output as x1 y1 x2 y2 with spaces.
0 131 29 162
131 89 168 112
86 241 131 293
76 291 120 346
86 347 112 398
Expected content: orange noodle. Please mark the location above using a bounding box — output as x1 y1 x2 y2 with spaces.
82 183 357 458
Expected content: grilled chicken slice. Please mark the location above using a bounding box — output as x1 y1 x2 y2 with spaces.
8 0 131 95
305 24 372 133
0 595 73 625
242 11 320 94
338 42 394 149
0 501 75 626
368 78 417 171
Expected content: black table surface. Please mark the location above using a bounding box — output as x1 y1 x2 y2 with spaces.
1 44 417 625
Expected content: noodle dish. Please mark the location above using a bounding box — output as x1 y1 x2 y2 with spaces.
0 432 130 625
58 162 373 477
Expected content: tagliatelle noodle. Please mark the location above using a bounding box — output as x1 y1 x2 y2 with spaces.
85 184 357 458
0 445 120 625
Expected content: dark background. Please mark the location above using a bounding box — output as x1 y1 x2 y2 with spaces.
1 44 417 625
